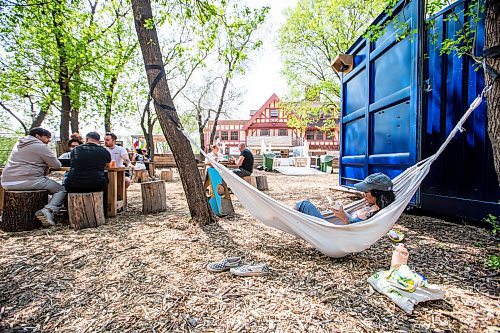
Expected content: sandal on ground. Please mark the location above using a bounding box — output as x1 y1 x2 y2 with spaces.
387 229 405 242
206 256 244 272
230 264 270 277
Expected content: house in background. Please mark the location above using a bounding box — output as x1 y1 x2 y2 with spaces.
203 93 340 156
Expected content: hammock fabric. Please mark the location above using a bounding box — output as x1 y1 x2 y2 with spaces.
183 90 486 258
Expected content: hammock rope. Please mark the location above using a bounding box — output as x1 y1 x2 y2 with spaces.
179 86 487 258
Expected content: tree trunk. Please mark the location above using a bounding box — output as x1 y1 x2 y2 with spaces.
104 74 118 133
71 107 79 134
52 4 71 146
132 0 215 225
140 96 156 161
485 0 500 183
197 109 206 161
209 76 230 146
30 109 47 129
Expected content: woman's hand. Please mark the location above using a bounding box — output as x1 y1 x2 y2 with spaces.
333 207 350 224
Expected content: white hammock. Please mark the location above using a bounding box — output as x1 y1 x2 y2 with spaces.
183 90 486 258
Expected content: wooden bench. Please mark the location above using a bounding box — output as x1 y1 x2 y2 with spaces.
0 190 48 232
68 192 105 230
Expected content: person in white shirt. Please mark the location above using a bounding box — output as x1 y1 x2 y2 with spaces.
104 132 131 188
205 144 225 165
58 138 81 159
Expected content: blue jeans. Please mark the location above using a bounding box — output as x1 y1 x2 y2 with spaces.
295 200 323 219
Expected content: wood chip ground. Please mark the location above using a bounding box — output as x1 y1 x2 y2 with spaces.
1 170 498 332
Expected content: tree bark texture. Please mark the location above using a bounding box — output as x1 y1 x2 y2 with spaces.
131 0 215 225
104 74 118 133
1 190 48 232
30 109 47 129
68 192 105 230
485 0 500 183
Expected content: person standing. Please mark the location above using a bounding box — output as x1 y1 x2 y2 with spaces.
104 132 131 188
0 127 65 226
231 142 254 178
65 132 111 193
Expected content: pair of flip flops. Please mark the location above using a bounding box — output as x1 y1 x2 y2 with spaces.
206 257 270 276
387 229 405 242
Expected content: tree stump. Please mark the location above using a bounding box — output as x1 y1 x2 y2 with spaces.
0 183 4 212
253 175 269 191
243 176 257 188
134 170 149 183
68 192 105 230
1 190 48 232
141 180 167 214
161 169 173 182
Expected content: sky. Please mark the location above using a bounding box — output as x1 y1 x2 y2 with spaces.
231 0 297 119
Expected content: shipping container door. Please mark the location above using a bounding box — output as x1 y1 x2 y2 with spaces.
340 0 422 196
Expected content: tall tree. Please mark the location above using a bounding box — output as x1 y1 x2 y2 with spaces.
207 4 269 147
131 0 215 224
484 0 500 182
278 0 386 104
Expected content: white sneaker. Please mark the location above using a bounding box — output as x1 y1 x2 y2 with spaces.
35 208 55 226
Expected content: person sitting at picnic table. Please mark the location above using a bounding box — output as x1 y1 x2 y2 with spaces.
65 132 111 194
141 149 151 171
230 143 254 178
134 148 147 171
294 173 395 224
104 132 131 188
205 144 225 165
58 137 82 159
0 127 65 226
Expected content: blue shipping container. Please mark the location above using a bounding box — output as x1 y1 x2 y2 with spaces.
339 0 500 219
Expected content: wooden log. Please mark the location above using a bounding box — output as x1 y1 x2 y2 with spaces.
134 170 149 183
141 180 167 214
161 169 173 182
243 176 257 188
1 190 48 232
68 192 105 230
253 175 269 191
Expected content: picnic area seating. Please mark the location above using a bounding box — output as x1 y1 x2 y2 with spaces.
141 180 167 214
0 190 48 232
161 169 173 182
134 169 149 183
68 192 105 230
243 174 268 191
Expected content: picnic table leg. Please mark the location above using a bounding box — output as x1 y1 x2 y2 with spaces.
107 171 117 218
117 170 126 211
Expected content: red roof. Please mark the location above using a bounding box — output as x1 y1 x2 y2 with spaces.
242 93 280 131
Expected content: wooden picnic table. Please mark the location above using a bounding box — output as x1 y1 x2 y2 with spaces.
51 166 126 218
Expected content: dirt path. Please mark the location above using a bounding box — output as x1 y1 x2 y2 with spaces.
0 170 498 332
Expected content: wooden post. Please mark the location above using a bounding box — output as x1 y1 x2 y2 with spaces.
141 180 167 214
135 170 149 183
68 192 105 230
1 190 48 232
161 169 173 182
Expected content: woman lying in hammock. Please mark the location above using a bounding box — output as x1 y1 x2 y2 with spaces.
294 173 395 224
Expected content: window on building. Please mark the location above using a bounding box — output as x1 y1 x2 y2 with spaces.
230 131 238 141
260 129 270 136
278 129 287 136
306 130 314 140
221 131 228 141
270 109 279 117
316 132 324 140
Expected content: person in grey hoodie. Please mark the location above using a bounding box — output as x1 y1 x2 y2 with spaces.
1 127 66 226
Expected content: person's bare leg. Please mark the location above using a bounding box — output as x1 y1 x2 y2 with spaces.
125 177 131 188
